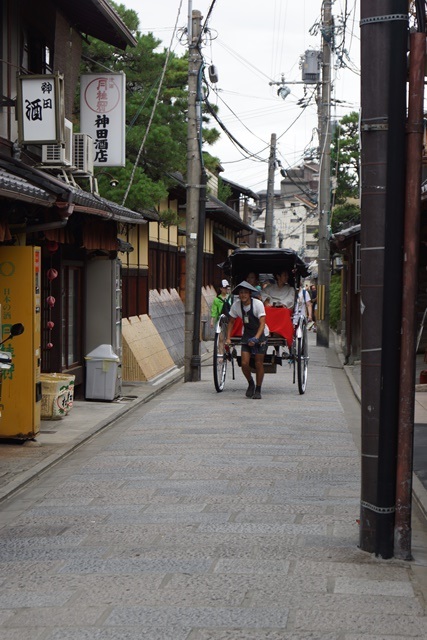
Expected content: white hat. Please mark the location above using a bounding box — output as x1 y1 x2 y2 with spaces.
221 279 230 287
232 280 259 295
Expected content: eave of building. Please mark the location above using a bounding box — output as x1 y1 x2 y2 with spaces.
55 0 137 50
206 194 253 232
331 224 360 250
213 231 239 249
0 155 158 225
0 168 56 206
221 178 259 201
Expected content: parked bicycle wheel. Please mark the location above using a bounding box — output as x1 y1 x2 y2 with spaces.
213 315 228 392
297 322 308 394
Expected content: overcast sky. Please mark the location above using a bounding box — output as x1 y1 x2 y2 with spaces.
122 0 360 192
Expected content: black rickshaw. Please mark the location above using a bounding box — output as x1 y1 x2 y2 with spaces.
213 248 311 395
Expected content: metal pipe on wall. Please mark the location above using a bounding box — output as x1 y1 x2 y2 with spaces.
394 31 426 560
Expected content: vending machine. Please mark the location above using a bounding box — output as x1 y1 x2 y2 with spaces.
0 246 42 439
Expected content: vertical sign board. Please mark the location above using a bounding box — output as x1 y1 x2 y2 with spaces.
17 74 65 144
80 73 126 167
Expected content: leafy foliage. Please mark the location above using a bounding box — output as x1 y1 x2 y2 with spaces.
331 111 360 205
331 202 360 234
329 111 360 233
158 208 182 228
218 178 232 203
329 274 342 331
76 2 219 211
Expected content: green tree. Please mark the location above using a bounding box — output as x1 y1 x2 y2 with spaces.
77 2 220 211
331 202 360 234
217 177 232 203
330 111 360 232
331 111 360 204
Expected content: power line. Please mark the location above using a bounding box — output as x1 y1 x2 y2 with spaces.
198 0 219 44
122 0 185 206
211 89 271 144
204 98 269 162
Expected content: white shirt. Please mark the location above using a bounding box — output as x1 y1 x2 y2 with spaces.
262 282 295 308
230 298 269 337
293 288 311 324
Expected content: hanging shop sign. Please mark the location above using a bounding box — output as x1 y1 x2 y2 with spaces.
17 74 65 145
80 73 126 167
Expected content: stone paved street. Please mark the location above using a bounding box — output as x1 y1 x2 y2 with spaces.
0 334 427 639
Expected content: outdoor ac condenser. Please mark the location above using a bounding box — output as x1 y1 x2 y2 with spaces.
41 118 73 166
73 133 94 174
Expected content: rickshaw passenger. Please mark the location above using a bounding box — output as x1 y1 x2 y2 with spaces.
225 281 268 400
245 272 262 300
262 270 294 308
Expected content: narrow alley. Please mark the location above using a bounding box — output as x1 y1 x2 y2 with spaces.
0 335 426 639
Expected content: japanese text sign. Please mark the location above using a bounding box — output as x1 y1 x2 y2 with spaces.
80 73 126 167
17 75 64 144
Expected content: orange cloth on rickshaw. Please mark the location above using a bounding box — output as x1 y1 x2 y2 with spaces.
230 306 294 346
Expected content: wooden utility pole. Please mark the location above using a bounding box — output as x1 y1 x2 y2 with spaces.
316 0 332 348
264 133 276 248
184 9 203 382
359 0 408 559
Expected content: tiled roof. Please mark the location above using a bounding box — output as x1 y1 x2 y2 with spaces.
0 168 55 205
0 155 159 225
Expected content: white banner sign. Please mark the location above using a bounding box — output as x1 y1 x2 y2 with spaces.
18 75 63 144
80 73 126 167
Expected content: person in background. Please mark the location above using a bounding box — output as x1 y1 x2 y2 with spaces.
246 272 262 299
310 283 317 331
210 279 231 328
294 284 313 327
262 270 295 309
225 281 268 399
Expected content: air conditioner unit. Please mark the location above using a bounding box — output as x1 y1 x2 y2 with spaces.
73 133 94 174
42 118 73 166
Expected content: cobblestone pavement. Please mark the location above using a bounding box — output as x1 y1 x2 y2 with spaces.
0 334 427 639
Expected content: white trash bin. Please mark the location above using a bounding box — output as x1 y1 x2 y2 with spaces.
85 345 120 401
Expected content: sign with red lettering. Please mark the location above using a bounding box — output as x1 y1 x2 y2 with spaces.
80 73 126 167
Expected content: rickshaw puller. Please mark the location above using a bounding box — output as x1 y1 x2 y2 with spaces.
225 281 268 399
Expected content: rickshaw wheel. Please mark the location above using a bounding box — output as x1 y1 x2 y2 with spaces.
297 323 308 394
213 316 228 392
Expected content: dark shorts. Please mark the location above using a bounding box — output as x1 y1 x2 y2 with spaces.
241 339 268 355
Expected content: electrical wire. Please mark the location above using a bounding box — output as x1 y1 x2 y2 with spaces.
211 89 272 144
121 0 184 207
276 86 318 143
199 0 219 43
216 40 275 83
204 98 270 162
276 156 318 204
